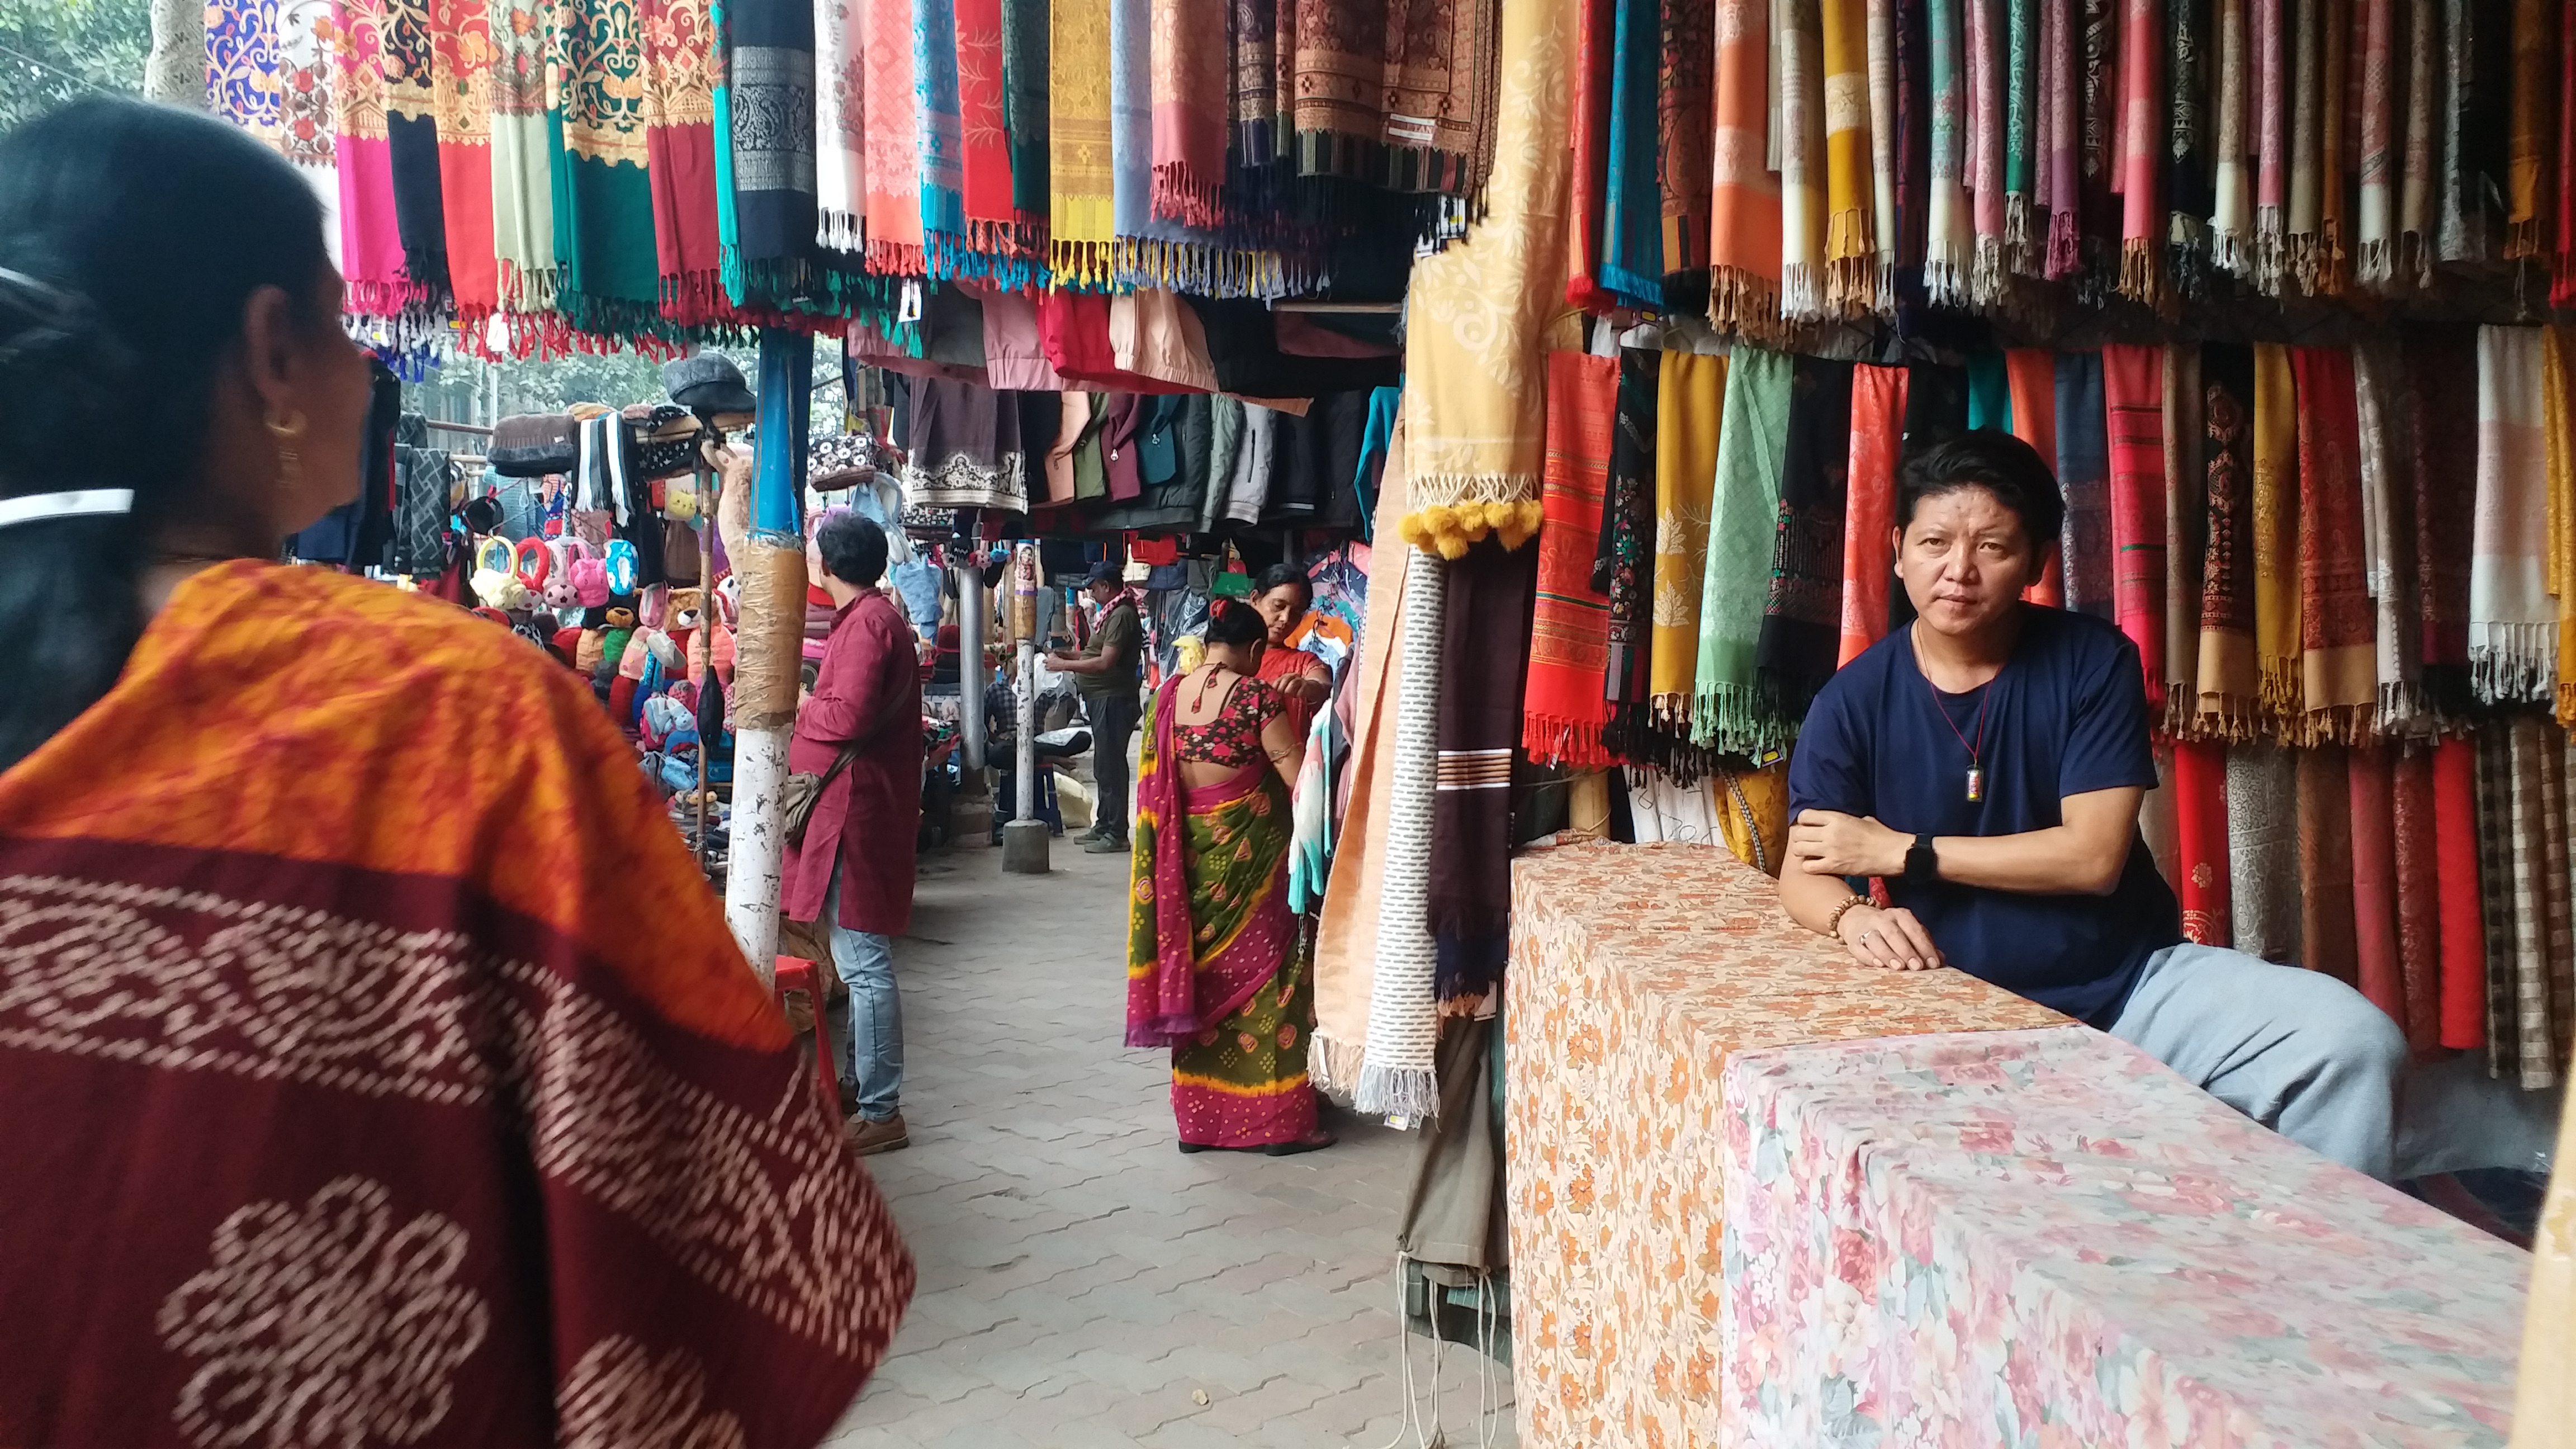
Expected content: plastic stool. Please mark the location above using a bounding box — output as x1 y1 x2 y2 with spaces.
773 956 837 1111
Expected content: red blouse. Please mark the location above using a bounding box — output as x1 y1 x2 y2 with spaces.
1172 674 1286 767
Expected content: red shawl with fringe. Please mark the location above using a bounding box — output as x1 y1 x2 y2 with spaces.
645 0 726 324
1524 352 1620 769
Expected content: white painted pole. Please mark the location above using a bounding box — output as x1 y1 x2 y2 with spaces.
724 727 789 988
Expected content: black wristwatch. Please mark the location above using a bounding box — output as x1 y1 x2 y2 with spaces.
1903 833 1939 887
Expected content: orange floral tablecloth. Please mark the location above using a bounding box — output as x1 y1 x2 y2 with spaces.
1504 843 2066 1448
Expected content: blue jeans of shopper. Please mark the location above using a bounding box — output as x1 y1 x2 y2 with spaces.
823 866 902 1123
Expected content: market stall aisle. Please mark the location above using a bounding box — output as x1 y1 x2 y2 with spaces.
826 845 1514 1448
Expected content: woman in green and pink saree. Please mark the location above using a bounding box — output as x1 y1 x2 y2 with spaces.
1125 601 1334 1154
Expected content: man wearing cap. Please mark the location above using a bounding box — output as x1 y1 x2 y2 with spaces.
1046 562 1144 853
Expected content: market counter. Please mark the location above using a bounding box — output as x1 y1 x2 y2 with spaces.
1503 843 2531 1448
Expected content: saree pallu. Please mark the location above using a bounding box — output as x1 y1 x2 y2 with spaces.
1652 349 1727 724
2433 733 2485 1050
1838 363 1909 666
1710 0 1786 328
1658 0 1716 278
2198 342 2260 733
1602 349 1661 750
1695 346 1793 753
866 0 927 275
427 0 497 323
2251 343 2303 725
2471 325 2554 705
555 0 665 334
2228 741 2302 962
1754 355 1855 721
490 0 557 311
643 0 724 323
1600 0 1668 307
2104 346 2166 709
2347 742 2404 1026
2293 345 2373 737
2053 351 2110 620
1526 353 1619 770
332 0 419 318
381 0 451 300
1432 541 1536 1006
2162 345 2205 728
0 562 911 1445
2390 743 2444 1055
2296 744 2359 985
2174 739 2231 946
1567 0 1617 309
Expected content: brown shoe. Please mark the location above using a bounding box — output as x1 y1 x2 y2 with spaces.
846 1112 910 1156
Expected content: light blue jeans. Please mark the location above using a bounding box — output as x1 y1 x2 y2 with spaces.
822 868 902 1123
2109 944 2561 1182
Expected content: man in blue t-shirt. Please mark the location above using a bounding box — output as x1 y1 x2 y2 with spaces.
1779 430 2414 1179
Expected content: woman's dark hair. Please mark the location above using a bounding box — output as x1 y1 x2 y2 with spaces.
0 100 332 771
1895 429 2066 553
815 510 890 587
1204 598 1267 648
1253 562 1311 600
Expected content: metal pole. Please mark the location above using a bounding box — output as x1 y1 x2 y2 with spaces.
1001 542 1049 873
957 560 988 774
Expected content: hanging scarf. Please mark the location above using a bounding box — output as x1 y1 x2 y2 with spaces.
1660 0 1716 276
2114 0 2161 306
2504 718 2569 1090
1568 0 1617 310
2506 0 2551 259
1002 0 1049 228
870 0 932 277
2348 742 2404 1024
949 0 1020 249
2250 343 2303 724
1388 0 1504 200
1821 0 1877 310
2210 0 2251 276
643 0 723 324
1145 0 1224 229
488 0 555 312
1964 0 2004 304
2439 0 2509 263
2076 0 2116 294
1893 0 1931 304
1967 345 2005 427
2432 735 2487 1052
427 0 496 325
2174 740 2230 945
2000 0 2034 272
1756 356 1855 720
1652 349 1727 722
2472 726 2522 1083
816 0 865 252
1287 0 1388 178
1695 345 1793 753
2292 345 2373 738
380 0 451 304
2226 741 2301 962
209 0 279 145
2560 6 2576 307
1395 0 1572 546
2296 745 2359 985
916 0 970 267
332 0 418 318
1044 0 1106 280
1711 0 1786 328
2162 344 2205 730
1778 0 1831 318
2054 351 2110 619
2352 339 2422 724
2471 325 2553 704
2283 0 2323 288
2390 743 2444 1055
1432 541 1536 1006
1357 550 1445 1119
1839 363 1910 666
2104 345 2166 712
1602 0 1666 306
2552 326 2576 725
1602 348 1661 755
1525 353 1620 769
1867 0 1900 302
2252 0 2286 288
2312 0 2347 293
2355 0 2396 285
1229 0 1277 168
2196 343 2260 735
1924 0 1972 304
2166 0 2209 295
557 0 666 333
2394 0 2437 286
2412 325 2477 707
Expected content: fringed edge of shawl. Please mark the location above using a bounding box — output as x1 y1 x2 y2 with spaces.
1710 267 1786 337
820 209 866 255
2209 226 2250 278
2118 237 2164 308
1689 682 1787 755
659 269 730 328
2258 657 2306 726
2471 628 2561 704
498 261 557 315
1397 496 1545 557
2005 194 2037 276
1649 692 1694 730
2356 235 2395 286
1522 715 1617 771
1308 1030 1367 1102
2167 216 2209 301
868 237 929 277
1825 214 1877 312
1971 235 2006 308
1924 250 1971 309
1150 163 1227 231
2508 216 2543 262
1106 236 1292 300
2045 210 2082 278
2189 693 2268 742
1783 261 1825 323
2299 702 2375 746
2255 207 2288 293
1353 1060 1440 1119
2379 679 2433 733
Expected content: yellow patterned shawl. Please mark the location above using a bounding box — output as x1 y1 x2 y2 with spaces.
1396 0 1575 555
2252 342 2303 724
1650 348 1727 721
1049 0 1116 279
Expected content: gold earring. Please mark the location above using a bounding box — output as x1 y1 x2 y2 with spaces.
267 407 307 493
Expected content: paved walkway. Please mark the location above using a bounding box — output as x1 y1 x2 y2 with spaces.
825 840 1518 1449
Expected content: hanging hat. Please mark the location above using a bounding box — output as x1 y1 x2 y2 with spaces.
662 354 756 416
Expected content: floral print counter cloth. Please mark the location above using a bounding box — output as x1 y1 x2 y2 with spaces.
1722 1026 2530 1448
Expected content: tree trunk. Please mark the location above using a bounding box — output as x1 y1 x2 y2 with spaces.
143 0 206 109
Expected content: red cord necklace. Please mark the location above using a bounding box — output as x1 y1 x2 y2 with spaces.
1913 622 1995 802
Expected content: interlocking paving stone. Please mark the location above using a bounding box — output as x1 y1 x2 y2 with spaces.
824 844 1514 1448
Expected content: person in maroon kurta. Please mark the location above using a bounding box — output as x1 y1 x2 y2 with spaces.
785 513 923 1156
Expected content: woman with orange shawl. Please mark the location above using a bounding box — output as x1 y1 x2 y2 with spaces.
0 102 908 1446
1127 600 1334 1154
1249 562 1333 736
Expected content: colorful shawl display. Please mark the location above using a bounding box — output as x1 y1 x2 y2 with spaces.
1431 541 1535 1005
1838 363 1909 666
1396 0 1571 543
331 0 418 317
2561 5 2576 307
428 0 498 322
381 0 452 302
1709 0 1786 328
2053 350 2110 619
2000 0 2034 272
1125 683 1300 1048
2227 741 2301 962
2103 345 2166 711
2433 735 2487 1051
2076 0 2116 292
1820 0 1876 310
1658 0 1715 277
2471 325 2553 704
277 0 344 269
1525 353 1619 769
2196 342 2260 733
2174 739 2231 945
1755 356 1855 719
1285 0 1386 178
2251 343 2303 724
1923 0 1971 304
557 0 665 332
1043 0 1107 278
1778 0 1830 318
1602 348 1661 754
2039 0 2077 276
1566 0 1617 309
2348 742 2404 1025
2390 743 2444 1055
2162 345 2205 726
1383 0 1504 200
917 0 969 259
2114 0 2161 305
957 0 1019 240
642 0 722 322
1652 348 1727 722
0 562 912 1445
2292 345 2373 737
1866 0 1900 299
1600 0 1666 306
490 0 556 310
1695 345 1793 753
